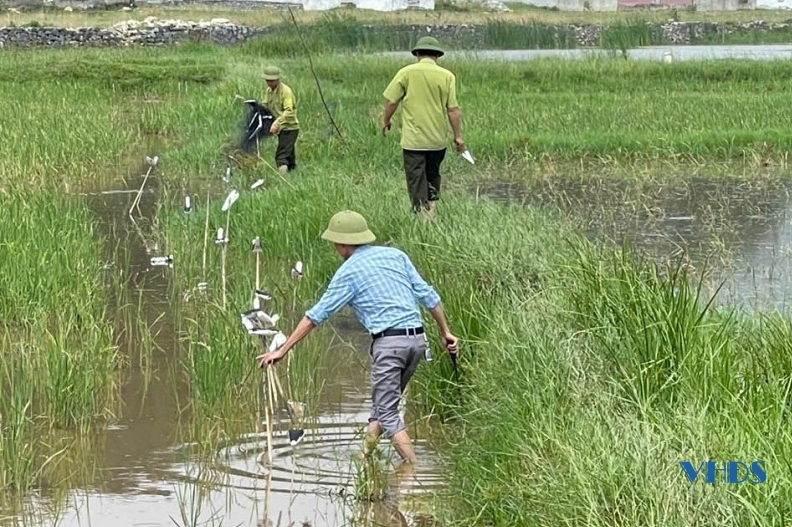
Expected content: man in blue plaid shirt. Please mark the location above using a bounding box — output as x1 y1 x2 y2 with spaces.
257 210 459 464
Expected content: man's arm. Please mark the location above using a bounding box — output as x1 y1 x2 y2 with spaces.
428 303 452 337
382 72 405 132
273 316 314 355
258 271 354 366
401 252 459 354
446 75 464 150
447 107 462 140
383 101 400 128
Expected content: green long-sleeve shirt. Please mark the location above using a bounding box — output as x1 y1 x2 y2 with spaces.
264 82 300 131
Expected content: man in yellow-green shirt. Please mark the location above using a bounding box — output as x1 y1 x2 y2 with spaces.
262 65 300 174
382 36 465 219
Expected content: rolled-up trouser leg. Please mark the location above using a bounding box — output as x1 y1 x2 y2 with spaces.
368 335 425 439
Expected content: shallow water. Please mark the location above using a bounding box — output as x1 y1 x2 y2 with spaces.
0 160 445 527
472 172 792 311
378 44 792 62
8 155 791 525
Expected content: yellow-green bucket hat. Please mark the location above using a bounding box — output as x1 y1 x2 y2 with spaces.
262 65 282 80
411 36 445 57
321 210 376 245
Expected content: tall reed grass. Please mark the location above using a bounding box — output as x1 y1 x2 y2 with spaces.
3 42 792 525
227 15 792 53
0 191 121 495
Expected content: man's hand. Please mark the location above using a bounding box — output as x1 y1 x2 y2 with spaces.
442 332 459 355
257 347 287 368
453 137 465 153
381 120 391 136
270 123 280 135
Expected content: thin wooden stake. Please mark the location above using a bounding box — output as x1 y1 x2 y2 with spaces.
129 165 153 218
202 190 210 279
263 371 273 466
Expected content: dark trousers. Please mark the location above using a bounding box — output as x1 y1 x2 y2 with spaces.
276 129 299 171
402 148 446 213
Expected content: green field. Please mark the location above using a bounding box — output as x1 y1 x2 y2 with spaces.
1 26 791 526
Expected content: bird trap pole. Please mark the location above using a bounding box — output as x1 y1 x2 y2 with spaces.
202 190 210 280
262 367 274 466
218 189 240 310
129 155 158 218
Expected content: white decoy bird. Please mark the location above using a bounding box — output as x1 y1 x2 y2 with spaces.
291 261 303 280
268 331 287 352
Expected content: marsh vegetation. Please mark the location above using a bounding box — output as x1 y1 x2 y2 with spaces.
1 24 791 526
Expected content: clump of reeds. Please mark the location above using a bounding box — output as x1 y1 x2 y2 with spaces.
0 190 122 496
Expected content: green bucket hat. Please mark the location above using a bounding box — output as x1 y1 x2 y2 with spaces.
321 210 377 246
262 65 281 81
411 36 444 57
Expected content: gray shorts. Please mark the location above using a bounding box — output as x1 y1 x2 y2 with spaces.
368 334 426 438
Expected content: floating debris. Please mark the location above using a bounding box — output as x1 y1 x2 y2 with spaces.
145 155 159 166
150 255 174 268
251 179 265 190
184 195 191 213
223 166 231 183
251 236 262 253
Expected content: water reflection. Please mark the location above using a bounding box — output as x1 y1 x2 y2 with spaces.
379 45 792 62
473 172 792 311
2 154 447 527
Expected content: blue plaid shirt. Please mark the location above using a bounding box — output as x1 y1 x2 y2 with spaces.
305 245 441 335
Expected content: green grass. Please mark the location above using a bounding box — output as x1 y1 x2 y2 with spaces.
7 8 792 51
0 191 122 495
2 38 792 525
436 242 792 526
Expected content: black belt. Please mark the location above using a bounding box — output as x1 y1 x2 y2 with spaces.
371 327 424 340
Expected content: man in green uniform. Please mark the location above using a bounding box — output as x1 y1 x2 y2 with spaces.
262 65 300 174
381 36 465 219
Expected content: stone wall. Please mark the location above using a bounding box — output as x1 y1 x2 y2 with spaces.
0 17 269 47
2 16 792 48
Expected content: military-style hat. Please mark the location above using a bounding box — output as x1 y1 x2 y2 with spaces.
262 65 282 80
411 36 445 57
321 210 376 245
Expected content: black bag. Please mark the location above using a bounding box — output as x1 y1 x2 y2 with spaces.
239 100 275 154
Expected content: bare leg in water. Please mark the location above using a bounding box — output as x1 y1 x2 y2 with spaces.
364 420 417 465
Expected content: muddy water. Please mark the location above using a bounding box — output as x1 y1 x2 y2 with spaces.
2 161 445 526
473 172 792 311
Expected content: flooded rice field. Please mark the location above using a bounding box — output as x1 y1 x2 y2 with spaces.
4 163 791 527
473 170 792 312
0 170 445 527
